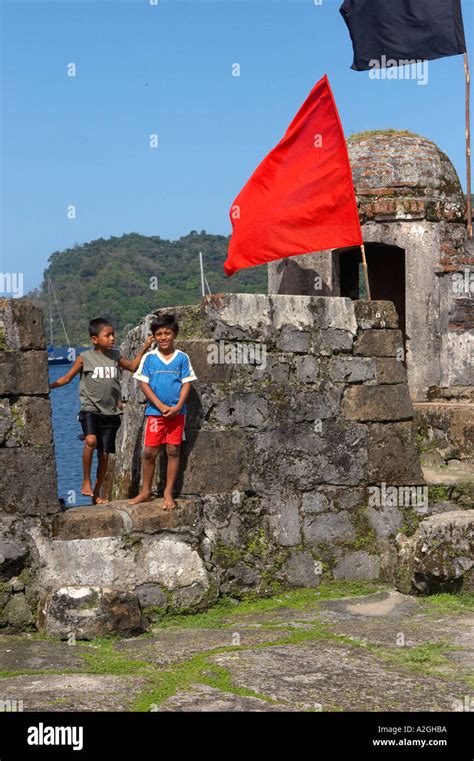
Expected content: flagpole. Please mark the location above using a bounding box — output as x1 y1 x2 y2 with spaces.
360 244 371 301
464 52 472 239
199 251 205 298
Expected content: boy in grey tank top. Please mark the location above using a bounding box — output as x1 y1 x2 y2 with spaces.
49 317 153 504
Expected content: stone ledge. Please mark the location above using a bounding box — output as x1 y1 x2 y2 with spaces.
52 498 202 540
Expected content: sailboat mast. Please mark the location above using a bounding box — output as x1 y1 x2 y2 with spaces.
47 278 54 346
48 277 71 348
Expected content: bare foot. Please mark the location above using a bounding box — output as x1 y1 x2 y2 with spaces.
128 492 152 505
92 495 109 505
81 481 93 497
163 493 177 510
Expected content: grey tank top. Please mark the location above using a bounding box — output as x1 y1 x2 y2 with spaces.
79 349 122 416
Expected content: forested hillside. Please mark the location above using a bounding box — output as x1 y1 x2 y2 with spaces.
28 231 267 345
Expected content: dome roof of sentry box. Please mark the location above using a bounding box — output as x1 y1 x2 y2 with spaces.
346 130 466 224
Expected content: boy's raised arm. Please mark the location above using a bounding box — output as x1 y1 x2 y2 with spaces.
49 355 83 390
119 335 154 372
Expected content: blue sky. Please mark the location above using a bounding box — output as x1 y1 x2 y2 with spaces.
1 0 472 291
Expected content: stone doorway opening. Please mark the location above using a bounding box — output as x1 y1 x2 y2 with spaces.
336 243 407 345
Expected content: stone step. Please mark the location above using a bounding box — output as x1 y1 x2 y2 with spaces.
52 498 201 541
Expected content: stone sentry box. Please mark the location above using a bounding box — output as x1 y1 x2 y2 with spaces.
268 131 473 403
108 293 424 592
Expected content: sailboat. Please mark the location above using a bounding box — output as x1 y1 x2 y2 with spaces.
47 277 72 366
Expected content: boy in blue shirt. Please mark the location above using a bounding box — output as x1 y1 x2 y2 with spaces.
130 314 197 508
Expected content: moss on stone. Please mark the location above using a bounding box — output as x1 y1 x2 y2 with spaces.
307 544 337 575
121 535 143 551
346 506 378 554
173 306 207 339
143 604 168 621
212 542 242 568
347 129 423 142
244 527 273 562
10 406 26 431
398 506 424 538
428 485 451 503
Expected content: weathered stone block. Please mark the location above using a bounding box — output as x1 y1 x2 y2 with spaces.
53 499 203 541
52 507 126 540
0 593 34 629
302 512 356 545
11 301 46 350
333 551 381 580
354 301 399 330
210 393 270 429
38 586 149 639
0 449 60 515
270 294 314 331
321 419 368 486
367 422 424 484
33 531 211 599
203 294 273 341
171 581 214 610
354 330 403 357
281 550 323 588
276 327 310 353
0 537 29 580
123 499 202 536
174 430 248 494
396 511 474 594
0 299 46 350
265 494 302 546
329 356 376 383
342 385 413 421
0 351 49 394
313 329 354 354
290 384 343 422
5 397 54 447
135 583 168 609
309 297 358 334
294 355 319 383
375 358 408 384
302 487 365 514
177 339 233 383
413 402 474 464
367 506 404 539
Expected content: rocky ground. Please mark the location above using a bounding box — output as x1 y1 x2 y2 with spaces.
0 582 472 712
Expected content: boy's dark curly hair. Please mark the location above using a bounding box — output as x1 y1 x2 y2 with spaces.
150 313 179 335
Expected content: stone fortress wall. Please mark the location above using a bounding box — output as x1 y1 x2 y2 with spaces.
0 299 60 631
0 293 471 638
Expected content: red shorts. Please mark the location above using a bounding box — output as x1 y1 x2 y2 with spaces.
144 414 186 446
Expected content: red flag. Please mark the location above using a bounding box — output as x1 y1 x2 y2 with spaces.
224 74 362 276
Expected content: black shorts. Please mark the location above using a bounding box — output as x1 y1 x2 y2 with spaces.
77 411 121 454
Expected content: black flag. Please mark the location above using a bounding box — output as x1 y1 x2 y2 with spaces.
340 0 467 71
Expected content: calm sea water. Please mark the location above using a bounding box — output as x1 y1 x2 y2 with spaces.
48 349 92 506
